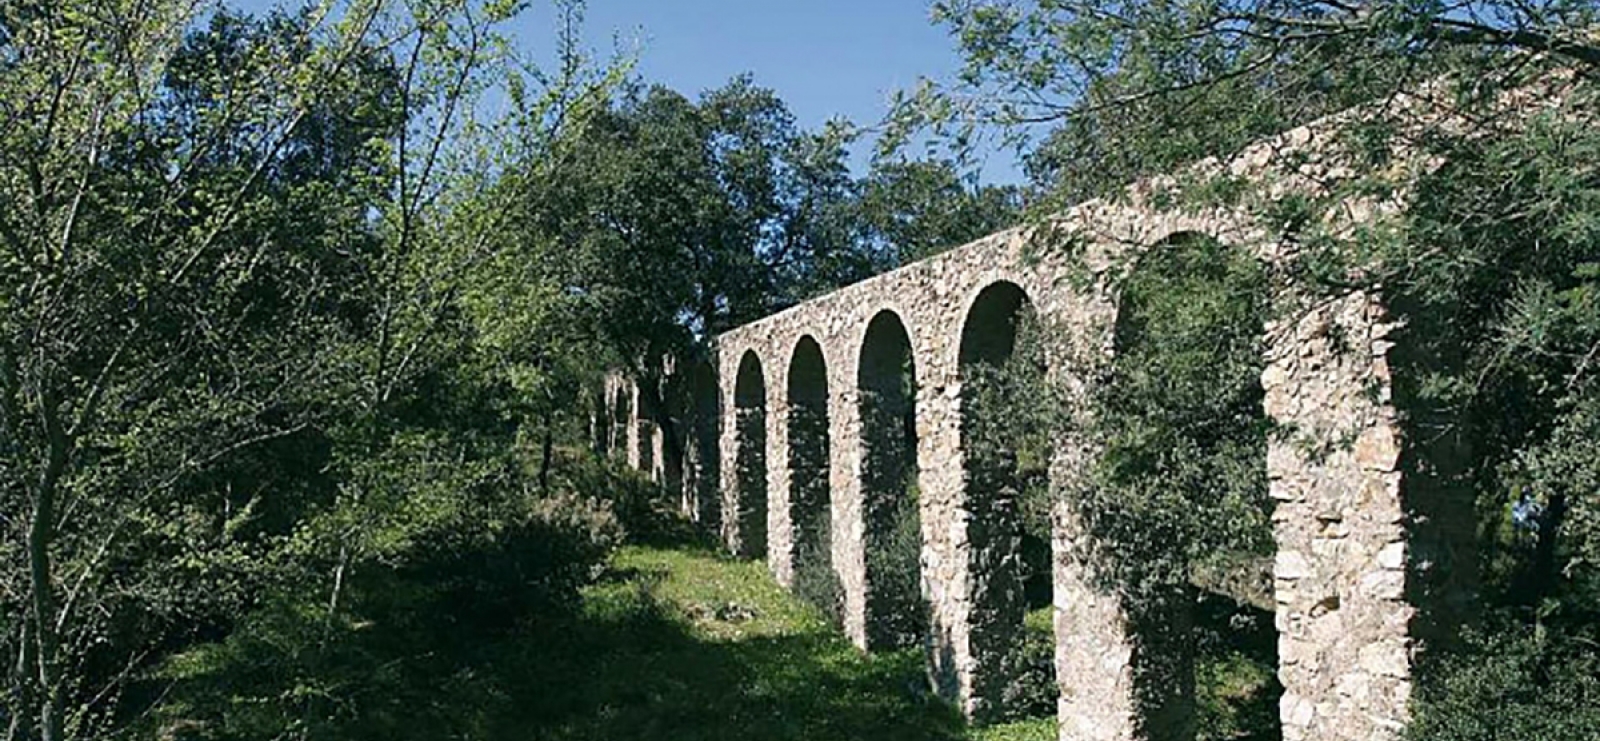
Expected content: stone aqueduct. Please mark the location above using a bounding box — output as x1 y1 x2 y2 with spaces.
595 102 1470 741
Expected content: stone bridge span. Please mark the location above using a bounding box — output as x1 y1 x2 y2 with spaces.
602 102 1464 741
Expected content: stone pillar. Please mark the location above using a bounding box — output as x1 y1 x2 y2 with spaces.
833 384 870 649
1265 292 1411 741
650 421 665 483
719 375 739 553
919 367 975 710
1053 498 1140 741
768 394 796 586
627 382 643 471
608 375 628 460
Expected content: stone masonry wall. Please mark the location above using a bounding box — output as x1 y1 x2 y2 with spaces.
603 85 1520 738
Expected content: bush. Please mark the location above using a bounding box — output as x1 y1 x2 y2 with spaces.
401 490 624 633
552 450 690 544
1002 608 1058 721
793 511 845 626
146 483 624 740
1195 652 1279 741
1407 618 1600 741
1192 591 1281 741
866 489 927 648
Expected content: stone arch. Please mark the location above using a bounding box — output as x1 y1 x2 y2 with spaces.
959 281 1030 368
787 335 839 618
687 359 722 528
857 309 924 649
732 350 769 558
1103 230 1274 739
610 383 630 461
701 99 1447 736
957 279 1049 722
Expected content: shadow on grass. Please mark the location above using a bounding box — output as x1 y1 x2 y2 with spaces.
149 538 967 741
1194 589 1283 741
515 570 967 740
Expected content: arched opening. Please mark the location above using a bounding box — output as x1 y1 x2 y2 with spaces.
611 385 630 461
592 384 611 456
787 336 839 621
857 310 925 649
734 351 769 558
1093 232 1276 739
958 280 1053 724
688 360 721 529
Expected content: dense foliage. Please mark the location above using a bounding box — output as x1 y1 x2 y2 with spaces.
910 0 1600 738
1393 90 1600 741
1086 235 1271 603
0 2 1019 739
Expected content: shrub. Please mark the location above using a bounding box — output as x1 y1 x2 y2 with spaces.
793 510 845 626
1407 618 1600 741
866 489 928 648
1192 591 1281 741
401 489 624 633
146 482 625 740
552 450 688 544
1002 608 1058 721
1195 652 1279 741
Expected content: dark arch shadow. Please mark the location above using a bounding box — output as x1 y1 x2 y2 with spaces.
689 360 722 529
1101 231 1279 741
857 310 926 650
788 336 840 622
593 384 612 456
734 351 769 559
960 282 1030 367
956 280 1050 723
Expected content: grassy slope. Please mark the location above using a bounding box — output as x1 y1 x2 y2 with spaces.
151 534 1268 741
533 544 1055 741
152 536 1265 740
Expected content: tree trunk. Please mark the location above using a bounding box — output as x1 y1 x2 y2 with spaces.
539 409 554 494
28 408 67 741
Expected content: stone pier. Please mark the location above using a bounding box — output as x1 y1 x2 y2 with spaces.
592 89 1499 739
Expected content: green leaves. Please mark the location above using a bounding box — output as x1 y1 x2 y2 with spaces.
0 2 635 738
1087 235 1272 591
1407 619 1600 741
905 0 1599 205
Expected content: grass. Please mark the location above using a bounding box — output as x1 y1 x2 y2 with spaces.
541 543 1056 740
973 716 1058 741
153 531 1273 740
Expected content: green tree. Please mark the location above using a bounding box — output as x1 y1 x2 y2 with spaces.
0 1 617 737
514 77 870 476
0 5 399 736
896 0 1598 201
854 159 1022 265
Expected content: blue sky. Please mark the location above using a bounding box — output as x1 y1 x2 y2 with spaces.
225 0 1023 183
